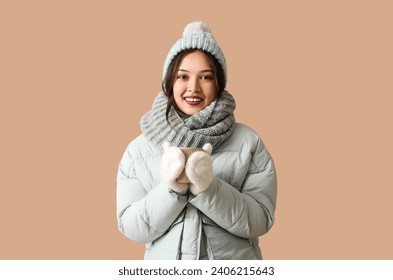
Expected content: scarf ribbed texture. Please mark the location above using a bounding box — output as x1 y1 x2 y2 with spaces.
140 91 236 150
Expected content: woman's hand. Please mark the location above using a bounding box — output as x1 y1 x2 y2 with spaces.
186 143 213 195
160 142 189 195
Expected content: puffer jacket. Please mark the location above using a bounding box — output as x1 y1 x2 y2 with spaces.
116 123 277 260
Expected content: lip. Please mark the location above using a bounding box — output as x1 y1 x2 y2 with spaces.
184 96 203 106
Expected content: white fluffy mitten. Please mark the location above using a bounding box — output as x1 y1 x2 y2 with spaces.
186 143 214 195
160 142 189 195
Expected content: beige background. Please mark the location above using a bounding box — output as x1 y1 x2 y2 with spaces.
1 0 392 259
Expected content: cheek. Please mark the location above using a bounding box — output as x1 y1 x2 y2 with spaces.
204 85 217 103
205 95 216 106
172 84 184 106
173 82 185 96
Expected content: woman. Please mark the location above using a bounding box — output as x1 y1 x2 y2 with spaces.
116 21 277 260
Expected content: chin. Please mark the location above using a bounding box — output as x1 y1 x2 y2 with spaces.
179 105 205 115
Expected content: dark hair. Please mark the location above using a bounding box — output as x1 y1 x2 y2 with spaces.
162 49 226 122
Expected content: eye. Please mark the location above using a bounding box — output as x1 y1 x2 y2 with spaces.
177 75 188 80
200 75 213 80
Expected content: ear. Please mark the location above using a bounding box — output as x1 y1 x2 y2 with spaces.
162 141 172 151
202 143 212 155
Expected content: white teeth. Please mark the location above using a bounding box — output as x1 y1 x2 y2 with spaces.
185 98 201 102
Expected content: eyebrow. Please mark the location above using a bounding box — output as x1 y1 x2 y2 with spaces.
178 69 214 73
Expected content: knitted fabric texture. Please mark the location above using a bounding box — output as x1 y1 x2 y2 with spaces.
162 21 227 83
140 91 236 150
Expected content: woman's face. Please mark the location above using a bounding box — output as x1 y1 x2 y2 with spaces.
173 51 217 115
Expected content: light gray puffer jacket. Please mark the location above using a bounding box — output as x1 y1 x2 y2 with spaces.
116 123 277 259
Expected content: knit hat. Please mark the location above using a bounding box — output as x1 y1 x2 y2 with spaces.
162 21 227 83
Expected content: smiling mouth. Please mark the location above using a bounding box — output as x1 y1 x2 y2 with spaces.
184 97 202 105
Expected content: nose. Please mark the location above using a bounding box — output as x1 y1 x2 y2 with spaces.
187 77 201 93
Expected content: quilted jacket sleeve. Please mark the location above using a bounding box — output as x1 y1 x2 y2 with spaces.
116 143 188 243
189 136 277 239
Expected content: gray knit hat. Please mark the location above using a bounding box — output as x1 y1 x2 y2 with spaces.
162 21 227 83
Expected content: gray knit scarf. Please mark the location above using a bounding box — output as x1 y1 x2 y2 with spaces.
140 91 236 150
